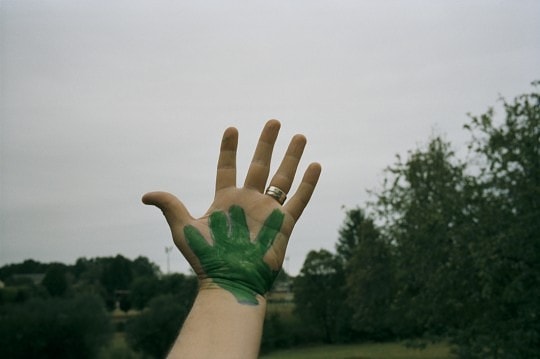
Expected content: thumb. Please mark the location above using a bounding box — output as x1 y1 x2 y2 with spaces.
142 191 192 227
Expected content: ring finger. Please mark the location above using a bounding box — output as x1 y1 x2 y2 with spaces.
267 134 307 196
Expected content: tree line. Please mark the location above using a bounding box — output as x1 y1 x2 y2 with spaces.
292 83 539 358
0 255 198 358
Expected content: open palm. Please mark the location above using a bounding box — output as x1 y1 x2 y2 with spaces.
143 120 321 304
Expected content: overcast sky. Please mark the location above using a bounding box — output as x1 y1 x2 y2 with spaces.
1 0 539 275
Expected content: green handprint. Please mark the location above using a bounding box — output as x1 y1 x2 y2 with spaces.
184 205 285 305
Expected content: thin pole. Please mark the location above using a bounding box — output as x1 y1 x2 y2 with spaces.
165 246 173 273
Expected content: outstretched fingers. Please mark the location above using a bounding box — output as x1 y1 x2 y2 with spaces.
215 127 238 191
283 162 322 222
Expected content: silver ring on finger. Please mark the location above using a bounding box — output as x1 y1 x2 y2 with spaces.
265 185 287 205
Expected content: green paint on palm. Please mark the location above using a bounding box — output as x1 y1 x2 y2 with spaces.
184 205 285 305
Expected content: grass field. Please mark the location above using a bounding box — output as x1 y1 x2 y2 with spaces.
260 342 455 359
98 333 142 359
100 333 455 359
104 304 455 359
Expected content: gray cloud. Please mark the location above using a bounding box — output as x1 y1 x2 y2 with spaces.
1 0 539 274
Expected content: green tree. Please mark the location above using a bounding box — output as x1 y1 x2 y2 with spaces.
159 273 198 306
42 263 68 297
101 255 133 294
129 275 161 310
261 312 300 352
345 221 396 340
452 83 540 358
0 259 48 281
0 295 112 359
100 255 134 310
334 208 382 340
293 249 348 343
119 294 132 313
125 294 190 358
365 83 540 357
336 208 379 263
373 136 472 337
69 258 109 307
132 256 160 278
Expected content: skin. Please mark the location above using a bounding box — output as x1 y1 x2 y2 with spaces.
142 119 321 358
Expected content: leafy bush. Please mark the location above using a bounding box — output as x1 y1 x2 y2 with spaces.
125 294 191 358
0 295 112 359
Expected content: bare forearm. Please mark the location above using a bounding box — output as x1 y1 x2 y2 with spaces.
168 288 267 359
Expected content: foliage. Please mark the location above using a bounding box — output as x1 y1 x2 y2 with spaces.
262 300 317 352
261 313 296 352
293 249 350 343
70 255 161 310
346 226 396 340
0 281 48 304
260 341 455 359
336 207 379 263
0 255 199 357
159 273 198 304
119 295 132 313
0 295 112 359
350 83 540 357
128 272 197 311
42 263 68 297
98 335 143 359
373 136 472 337
129 275 160 310
125 294 190 359
451 84 540 358
131 256 161 278
0 259 49 280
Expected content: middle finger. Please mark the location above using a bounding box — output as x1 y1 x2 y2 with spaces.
243 120 281 192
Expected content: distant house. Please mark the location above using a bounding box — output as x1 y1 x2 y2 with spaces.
272 279 292 293
0 280 5 289
267 277 294 303
12 273 45 285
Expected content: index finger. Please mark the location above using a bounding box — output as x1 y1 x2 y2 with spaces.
215 127 238 191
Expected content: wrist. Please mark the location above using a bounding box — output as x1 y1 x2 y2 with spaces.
198 277 270 306
170 286 266 359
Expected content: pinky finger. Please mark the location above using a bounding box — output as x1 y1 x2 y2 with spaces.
283 162 322 222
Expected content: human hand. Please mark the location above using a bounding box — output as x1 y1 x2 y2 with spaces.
142 120 321 305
